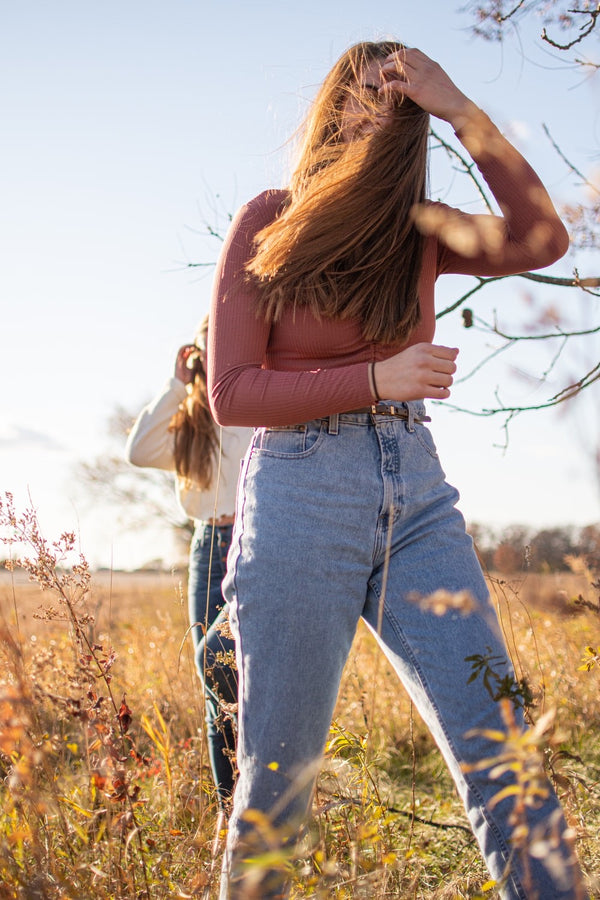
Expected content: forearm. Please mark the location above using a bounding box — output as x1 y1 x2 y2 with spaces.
454 108 569 268
210 361 374 427
388 49 568 273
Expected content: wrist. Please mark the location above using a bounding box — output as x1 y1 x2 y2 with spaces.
372 361 389 401
368 362 381 401
448 99 483 134
175 367 194 385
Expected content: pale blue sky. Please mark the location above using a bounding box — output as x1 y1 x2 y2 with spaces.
2 1 598 568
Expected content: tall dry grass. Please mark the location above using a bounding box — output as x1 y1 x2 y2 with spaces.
0 493 598 898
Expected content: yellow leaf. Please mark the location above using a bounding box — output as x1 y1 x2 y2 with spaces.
242 808 270 828
488 785 521 809
465 727 507 742
70 820 90 844
58 795 94 818
243 850 293 869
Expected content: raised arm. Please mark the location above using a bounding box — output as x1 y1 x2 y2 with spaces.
125 375 186 470
381 48 569 275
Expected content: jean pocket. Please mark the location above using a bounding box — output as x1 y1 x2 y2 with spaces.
413 425 439 459
254 421 325 458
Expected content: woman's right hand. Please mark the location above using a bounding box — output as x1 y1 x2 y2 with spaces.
373 343 458 402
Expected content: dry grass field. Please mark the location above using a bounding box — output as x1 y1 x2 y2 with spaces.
0 502 599 898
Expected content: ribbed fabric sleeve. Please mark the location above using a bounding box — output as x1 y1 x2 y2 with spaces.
434 109 569 276
208 114 568 428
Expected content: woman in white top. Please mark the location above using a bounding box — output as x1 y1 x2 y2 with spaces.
126 316 252 809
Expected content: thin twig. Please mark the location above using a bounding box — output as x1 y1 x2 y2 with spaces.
430 127 495 213
315 795 474 836
542 123 600 195
473 313 600 342
436 270 600 320
494 0 529 24
437 358 600 419
453 337 517 386
542 5 600 51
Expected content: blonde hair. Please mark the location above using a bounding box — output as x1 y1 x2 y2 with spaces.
246 41 430 345
169 315 220 490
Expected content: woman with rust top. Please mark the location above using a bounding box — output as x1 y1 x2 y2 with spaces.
208 43 586 899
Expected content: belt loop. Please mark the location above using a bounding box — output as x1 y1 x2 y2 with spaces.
405 403 415 433
328 414 339 435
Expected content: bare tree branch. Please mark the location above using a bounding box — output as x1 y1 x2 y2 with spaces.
467 0 529 40
440 359 600 419
574 55 600 68
474 312 600 341
430 128 495 213
542 123 600 195
495 0 529 24
453 338 517 385
436 269 600 320
542 5 600 50
466 0 600 50
519 270 600 289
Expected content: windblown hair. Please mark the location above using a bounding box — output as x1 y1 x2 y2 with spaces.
246 40 431 345
169 316 220 491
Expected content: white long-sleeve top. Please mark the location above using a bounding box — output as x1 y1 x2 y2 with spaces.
125 376 253 523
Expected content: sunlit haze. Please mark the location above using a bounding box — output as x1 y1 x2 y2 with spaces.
2 1 598 568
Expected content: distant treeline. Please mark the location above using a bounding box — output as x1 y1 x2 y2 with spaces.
468 523 600 574
3 524 598 576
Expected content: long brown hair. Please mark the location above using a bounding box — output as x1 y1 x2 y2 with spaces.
169 316 220 490
247 41 430 344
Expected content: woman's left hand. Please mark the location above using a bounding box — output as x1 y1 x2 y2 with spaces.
380 48 479 132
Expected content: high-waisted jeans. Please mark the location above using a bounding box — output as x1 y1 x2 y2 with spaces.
219 403 584 899
188 522 238 808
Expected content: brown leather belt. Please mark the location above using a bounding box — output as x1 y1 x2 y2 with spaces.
347 404 431 423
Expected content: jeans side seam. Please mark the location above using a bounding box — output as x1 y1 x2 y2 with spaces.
375 590 528 900
227 451 252 764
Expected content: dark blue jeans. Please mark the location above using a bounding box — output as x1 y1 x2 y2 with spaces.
188 522 238 808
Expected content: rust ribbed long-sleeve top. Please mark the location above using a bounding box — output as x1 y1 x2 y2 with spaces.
208 112 569 427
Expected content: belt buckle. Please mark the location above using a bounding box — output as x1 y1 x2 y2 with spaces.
369 403 413 420
370 403 398 417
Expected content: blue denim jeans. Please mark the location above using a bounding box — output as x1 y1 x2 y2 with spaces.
219 403 583 899
188 522 238 807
